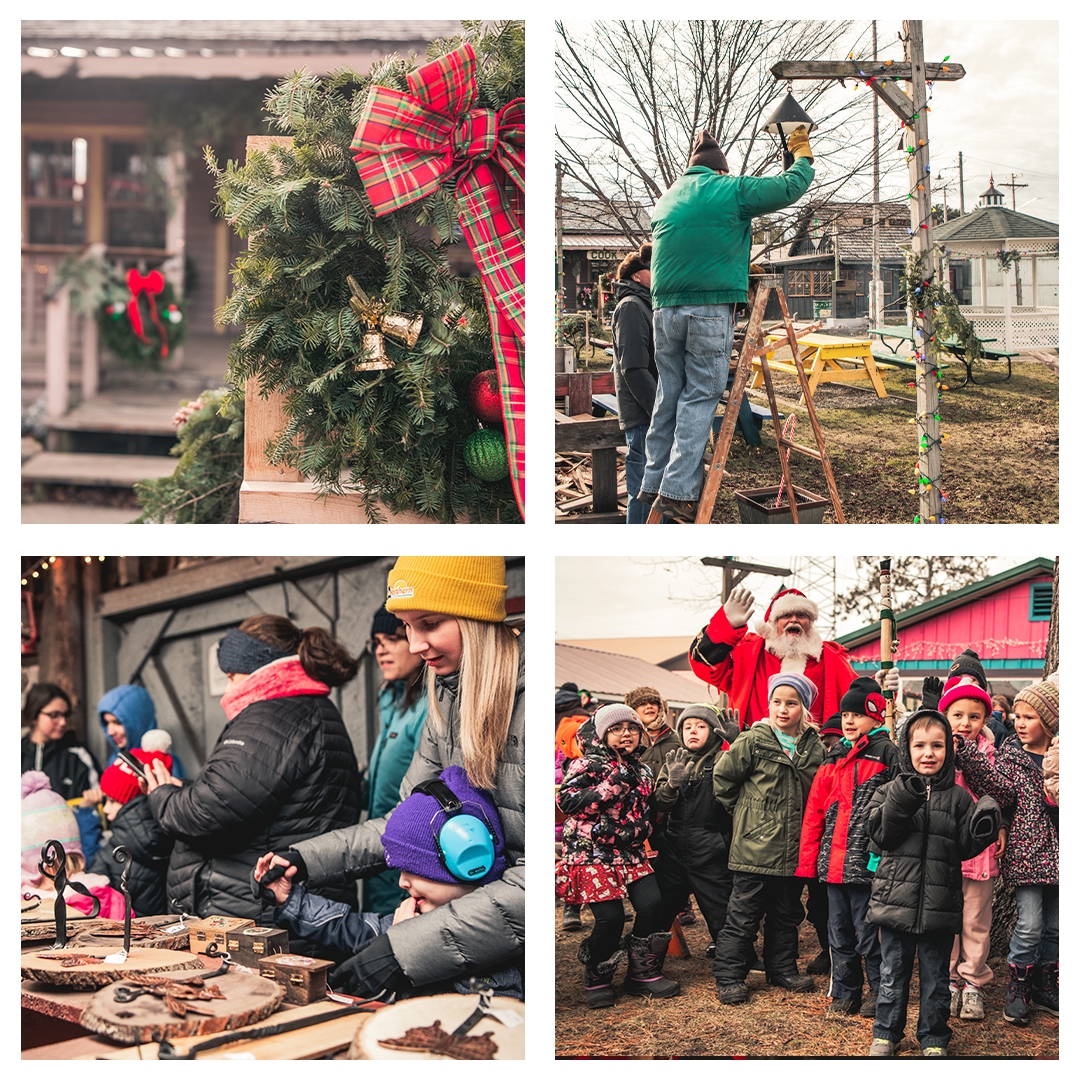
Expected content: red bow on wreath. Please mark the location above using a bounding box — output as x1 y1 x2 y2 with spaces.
351 42 525 518
126 268 169 359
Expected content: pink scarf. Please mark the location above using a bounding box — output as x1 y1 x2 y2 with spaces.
220 656 330 722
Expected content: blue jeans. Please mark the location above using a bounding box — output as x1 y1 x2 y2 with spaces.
826 883 881 1000
1010 883 1059 966
640 304 734 502
624 424 663 525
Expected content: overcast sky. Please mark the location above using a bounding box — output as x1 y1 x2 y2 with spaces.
554 556 1035 642
555 19 1058 224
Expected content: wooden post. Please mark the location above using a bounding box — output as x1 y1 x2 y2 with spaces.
772 28 964 525
902 21 943 524
44 283 70 426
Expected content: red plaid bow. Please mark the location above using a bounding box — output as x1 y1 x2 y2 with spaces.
351 42 525 518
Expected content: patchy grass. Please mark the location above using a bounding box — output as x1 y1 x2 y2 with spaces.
558 351 1058 524
555 897 1059 1059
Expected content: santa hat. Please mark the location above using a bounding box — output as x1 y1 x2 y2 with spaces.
755 588 819 638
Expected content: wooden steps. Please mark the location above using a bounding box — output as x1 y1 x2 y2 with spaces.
22 451 176 488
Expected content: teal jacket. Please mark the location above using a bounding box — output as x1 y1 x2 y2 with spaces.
368 680 428 820
650 159 814 308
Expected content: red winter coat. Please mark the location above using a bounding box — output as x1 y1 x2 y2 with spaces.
688 607 857 728
796 727 899 883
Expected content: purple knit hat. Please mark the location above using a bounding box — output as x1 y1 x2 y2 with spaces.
381 766 506 886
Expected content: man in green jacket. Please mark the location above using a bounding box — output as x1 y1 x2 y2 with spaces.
639 128 815 522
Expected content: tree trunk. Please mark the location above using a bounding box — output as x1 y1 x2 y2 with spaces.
1042 556 1059 677
38 557 86 740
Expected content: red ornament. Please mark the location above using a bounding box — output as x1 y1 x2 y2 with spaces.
467 369 503 424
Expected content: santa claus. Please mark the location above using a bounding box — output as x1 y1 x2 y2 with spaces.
689 586 894 730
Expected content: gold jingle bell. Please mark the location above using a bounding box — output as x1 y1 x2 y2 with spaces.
347 276 423 371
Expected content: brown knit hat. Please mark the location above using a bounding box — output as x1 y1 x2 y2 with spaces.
625 686 665 712
616 242 653 281
689 131 729 174
1015 680 1059 736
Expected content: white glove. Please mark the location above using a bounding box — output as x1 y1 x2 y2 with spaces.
874 667 900 693
723 587 755 629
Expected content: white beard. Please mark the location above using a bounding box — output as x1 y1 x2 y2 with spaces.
762 621 824 672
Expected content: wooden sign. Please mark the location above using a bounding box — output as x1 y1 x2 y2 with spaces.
21 947 206 991
79 965 286 1045
349 994 525 1060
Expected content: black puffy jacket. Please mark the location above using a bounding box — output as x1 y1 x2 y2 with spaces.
89 794 173 917
866 710 1000 936
149 674 360 926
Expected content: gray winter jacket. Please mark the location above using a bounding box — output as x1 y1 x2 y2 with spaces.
291 635 525 987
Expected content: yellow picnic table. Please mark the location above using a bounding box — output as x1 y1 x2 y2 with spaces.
752 331 887 402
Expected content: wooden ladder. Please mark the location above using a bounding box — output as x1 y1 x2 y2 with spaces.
647 274 846 524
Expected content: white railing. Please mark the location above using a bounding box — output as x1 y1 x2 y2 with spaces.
959 307 1059 350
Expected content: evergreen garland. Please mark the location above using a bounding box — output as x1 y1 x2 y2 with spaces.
900 249 982 361
133 389 244 523
206 21 523 523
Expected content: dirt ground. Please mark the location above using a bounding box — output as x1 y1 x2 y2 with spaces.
554 895 1059 1059
560 348 1058 524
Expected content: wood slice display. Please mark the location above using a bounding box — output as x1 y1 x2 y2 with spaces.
79 965 286 1045
21 918 117 945
21 947 207 991
349 994 525 1060
70 916 193 951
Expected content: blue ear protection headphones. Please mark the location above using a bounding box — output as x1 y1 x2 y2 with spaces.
412 779 499 882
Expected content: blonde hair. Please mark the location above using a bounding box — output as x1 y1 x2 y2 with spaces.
427 618 520 791
35 852 86 891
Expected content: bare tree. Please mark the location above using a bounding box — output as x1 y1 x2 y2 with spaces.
1042 556 1058 676
556 20 907 256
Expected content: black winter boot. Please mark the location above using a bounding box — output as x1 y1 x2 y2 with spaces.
1031 961 1059 1015
623 933 681 998
578 941 623 1009
1004 962 1033 1026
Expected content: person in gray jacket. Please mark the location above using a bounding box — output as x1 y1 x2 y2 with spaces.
255 556 524 999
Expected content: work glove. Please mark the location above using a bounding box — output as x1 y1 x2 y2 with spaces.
786 126 814 165
874 667 900 694
715 709 741 744
256 848 308 889
921 676 943 711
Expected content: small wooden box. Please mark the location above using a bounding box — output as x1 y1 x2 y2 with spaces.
226 925 290 966
187 916 254 955
258 953 335 1005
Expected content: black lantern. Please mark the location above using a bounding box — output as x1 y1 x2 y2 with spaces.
762 91 818 167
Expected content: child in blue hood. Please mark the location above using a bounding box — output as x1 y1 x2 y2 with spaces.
98 685 187 778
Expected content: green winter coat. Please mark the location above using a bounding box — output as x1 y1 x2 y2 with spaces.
650 159 814 309
712 718 824 876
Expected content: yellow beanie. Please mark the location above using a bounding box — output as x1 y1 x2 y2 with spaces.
385 556 507 623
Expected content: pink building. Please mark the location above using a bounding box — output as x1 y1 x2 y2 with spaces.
836 558 1054 704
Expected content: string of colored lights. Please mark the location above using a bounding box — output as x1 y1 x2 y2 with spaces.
844 54 949 522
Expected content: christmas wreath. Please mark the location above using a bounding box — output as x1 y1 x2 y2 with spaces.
206 20 524 523
98 268 187 369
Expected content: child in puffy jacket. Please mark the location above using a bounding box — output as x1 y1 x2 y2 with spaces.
651 704 735 960
556 704 678 1008
952 679 1059 1026
865 709 1000 1058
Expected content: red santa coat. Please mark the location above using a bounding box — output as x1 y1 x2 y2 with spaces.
688 607 856 729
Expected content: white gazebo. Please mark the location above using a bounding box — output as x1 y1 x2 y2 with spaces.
931 178 1058 350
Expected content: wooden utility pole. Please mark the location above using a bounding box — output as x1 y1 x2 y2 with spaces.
556 162 565 346
998 172 1029 211
902 21 943 524
772 22 963 524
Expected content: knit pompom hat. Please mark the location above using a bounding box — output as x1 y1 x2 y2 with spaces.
385 556 506 623
947 648 989 691
100 747 173 805
21 771 82 884
381 766 506 886
593 703 646 741
1015 680 1059 736
938 678 994 721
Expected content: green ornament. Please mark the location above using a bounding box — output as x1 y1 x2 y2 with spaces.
463 428 510 482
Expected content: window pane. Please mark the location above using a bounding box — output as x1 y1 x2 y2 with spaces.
28 205 86 245
108 206 167 249
26 139 84 200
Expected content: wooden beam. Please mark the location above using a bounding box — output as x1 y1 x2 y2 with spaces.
771 60 964 82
